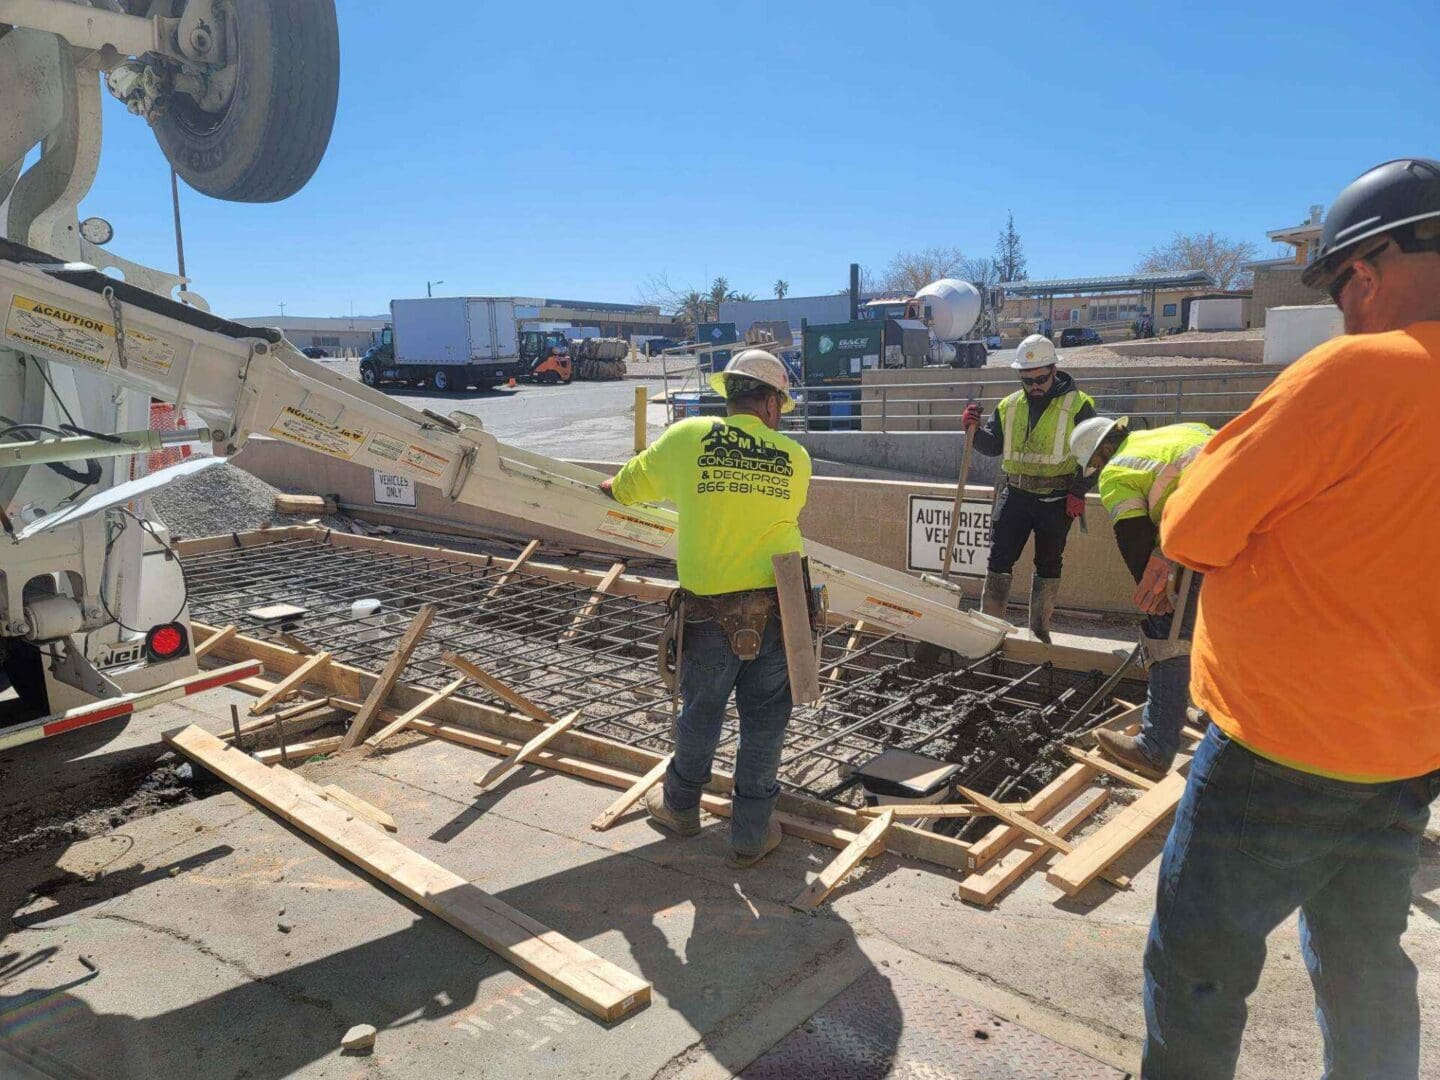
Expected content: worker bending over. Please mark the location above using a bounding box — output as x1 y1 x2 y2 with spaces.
1069 417 1213 780
962 334 1094 642
1142 158 1440 1078
601 350 811 867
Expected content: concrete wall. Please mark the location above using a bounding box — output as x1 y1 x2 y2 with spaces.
235 438 1140 614
1263 304 1344 366
791 431 1000 484
1250 264 1330 326
1105 338 1263 363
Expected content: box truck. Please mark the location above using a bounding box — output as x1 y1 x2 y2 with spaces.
359 297 532 392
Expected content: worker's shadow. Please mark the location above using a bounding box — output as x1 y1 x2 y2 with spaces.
0 813 902 1077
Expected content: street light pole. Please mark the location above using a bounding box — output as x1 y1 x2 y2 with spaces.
427 280 444 298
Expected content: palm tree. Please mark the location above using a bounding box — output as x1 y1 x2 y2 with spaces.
707 277 731 321
773 279 789 299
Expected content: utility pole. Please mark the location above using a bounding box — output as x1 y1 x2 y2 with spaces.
278 302 286 318
427 280 444 298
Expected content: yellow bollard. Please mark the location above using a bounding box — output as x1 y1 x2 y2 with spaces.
634 385 648 453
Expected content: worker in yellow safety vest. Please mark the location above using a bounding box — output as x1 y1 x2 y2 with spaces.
600 349 811 868
1069 417 1214 778
962 333 1096 642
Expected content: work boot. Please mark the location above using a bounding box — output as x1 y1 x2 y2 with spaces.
645 785 701 837
980 572 1012 619
1028 576 1062 644
726 819 783 869
1093 730 1169 781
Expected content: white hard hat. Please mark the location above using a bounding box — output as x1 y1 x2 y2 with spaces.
1011 333 1061 371
1070 415 1129 476
708 348 796 413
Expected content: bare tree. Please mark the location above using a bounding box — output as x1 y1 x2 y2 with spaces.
994 211 1026 282
837 266 878 295
879 246 967 294
960 256 1000 288
773 279 789 299
1136 231 1259 290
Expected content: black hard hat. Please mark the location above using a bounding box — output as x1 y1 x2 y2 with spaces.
1302 158 1440 288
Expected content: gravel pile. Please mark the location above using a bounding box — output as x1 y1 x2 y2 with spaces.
150 461 347 539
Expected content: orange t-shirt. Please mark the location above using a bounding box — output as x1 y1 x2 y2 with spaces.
1161 323 1440 781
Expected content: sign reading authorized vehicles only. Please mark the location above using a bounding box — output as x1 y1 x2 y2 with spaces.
906 494 992 575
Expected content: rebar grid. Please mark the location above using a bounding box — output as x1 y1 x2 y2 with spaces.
182 536 1129 803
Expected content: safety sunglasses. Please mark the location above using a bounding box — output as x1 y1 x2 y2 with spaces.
1322 240 1391 305
1020 368 1055 387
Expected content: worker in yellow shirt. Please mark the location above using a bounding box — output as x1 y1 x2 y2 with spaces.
601 350 811 867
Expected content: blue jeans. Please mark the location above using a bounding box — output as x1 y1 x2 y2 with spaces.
1144 725 1436 1079
1135 573 1202 770
663 613 793 854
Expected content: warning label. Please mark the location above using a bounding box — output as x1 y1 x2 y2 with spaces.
4 295 114 369
852 595 923 630
400 444 451 479
122 327 175 377
364 432 406 462
597 509 676 551
267 406 367 459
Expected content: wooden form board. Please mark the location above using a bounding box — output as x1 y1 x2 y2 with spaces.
319 784 398 832
771 552 821 705
195 623 236 658
1046 771 1188 896
957 788 1109 907
194 621 978 871
339 604 436 749
790 809 894 911
966 763 1094 870
165 726 650 1021
1063 745 1157 790
365 676 466 749
249 652 332 715
274 493 337 515
474 710 579 792
559 561 626 642
443 652 560 725
591 756 670 831
481 539 540 603
958 786 1129 890
255 735 342 765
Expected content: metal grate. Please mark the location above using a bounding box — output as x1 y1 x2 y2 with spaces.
181 536 1133 805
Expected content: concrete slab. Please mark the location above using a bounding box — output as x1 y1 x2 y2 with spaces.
2 691 1438 1078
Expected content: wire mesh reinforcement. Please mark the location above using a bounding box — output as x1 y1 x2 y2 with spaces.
181 535 1137 805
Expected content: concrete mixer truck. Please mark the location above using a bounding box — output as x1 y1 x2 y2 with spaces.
906 278 993 368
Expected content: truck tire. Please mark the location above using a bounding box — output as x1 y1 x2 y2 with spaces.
152 0 340 202
359 361 379 388
432 368 454 393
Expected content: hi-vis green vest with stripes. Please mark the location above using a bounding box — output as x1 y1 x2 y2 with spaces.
996 388 1094 478
1098 423 1216 526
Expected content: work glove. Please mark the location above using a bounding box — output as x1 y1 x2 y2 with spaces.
961 403 982 432
1065 494 1085 519
1133 551 1176 615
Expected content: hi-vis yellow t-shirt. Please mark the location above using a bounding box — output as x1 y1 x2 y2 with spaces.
611 414 811 595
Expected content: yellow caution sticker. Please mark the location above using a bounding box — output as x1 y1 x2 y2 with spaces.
597 509 676 551
267 405 367 459
122 326 175 377
853 595 923 630
4 295 115 369
400 444 451 479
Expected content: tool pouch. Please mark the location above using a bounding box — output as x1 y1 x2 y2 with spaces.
680 589 777 661
1139 632 1191 669
657 589 684 692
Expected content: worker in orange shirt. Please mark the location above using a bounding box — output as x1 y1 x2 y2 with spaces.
1140 159 1440 1079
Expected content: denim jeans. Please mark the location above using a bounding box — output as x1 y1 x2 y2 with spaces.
663 613 792 854
1135 573 1202 769
1144 725 1436 1079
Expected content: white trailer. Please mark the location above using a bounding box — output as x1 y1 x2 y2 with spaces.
373 297 527 392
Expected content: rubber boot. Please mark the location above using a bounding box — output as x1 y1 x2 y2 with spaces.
980 572 1012 619
1028 576 1061 644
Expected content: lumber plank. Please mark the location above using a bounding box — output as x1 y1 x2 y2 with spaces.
959 786 1129 890
1063 745 1157 790
790 809 894 911
772 552 821 705
195 623 236 659
223 698 331 741
474 710 579 792
560 560 626 642
482 538 540 602
339 604 436 749
365 676 466 749
249 652 332 715
164 726 650 1021
957 788 1109 907
590 756 670 831
827 620 868 687
320 784 398 832
254 735 343 765
1047 771 1188 896
274 493 337 516
442 652 560 725
857 803 989 819
967 763 1094 870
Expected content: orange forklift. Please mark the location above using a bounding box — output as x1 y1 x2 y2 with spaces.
519 329 573 385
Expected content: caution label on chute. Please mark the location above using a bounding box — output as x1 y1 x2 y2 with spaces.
597 509 675 550
267 406 367 459
852 595 923 630
4 295 115 370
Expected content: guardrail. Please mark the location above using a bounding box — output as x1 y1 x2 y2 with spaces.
665 368 1276 433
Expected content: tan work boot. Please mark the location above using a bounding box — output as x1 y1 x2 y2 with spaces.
645 785 701 837
726 819 783 868
1093 730 1168 781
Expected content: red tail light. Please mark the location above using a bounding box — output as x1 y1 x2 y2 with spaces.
146 622 189 660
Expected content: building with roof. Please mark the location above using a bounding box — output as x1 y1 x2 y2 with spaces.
1243 205 1331 326
996 270 1216 335
719 293 857 339
235 315 389 356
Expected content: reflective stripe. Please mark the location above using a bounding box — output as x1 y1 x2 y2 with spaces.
999 389 1089 474
1150 445 1206 514
1107 496 1149 522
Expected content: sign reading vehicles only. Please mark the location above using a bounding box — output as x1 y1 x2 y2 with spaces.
906 495 992 575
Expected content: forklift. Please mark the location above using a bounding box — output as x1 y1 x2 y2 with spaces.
518 330 573 385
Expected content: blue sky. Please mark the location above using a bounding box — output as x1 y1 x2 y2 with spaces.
74 0 1439 317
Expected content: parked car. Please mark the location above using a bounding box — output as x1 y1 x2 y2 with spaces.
1058 327 1102 347
300 346 328 358
984 333 1002 350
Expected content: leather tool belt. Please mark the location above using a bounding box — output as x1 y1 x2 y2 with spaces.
1006 473 1071 494
680 587 778 661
